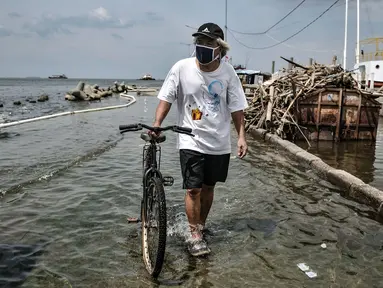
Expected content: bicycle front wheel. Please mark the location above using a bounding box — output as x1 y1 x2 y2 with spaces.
141 176 167 278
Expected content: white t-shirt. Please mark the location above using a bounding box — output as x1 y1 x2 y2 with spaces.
157 57 248 155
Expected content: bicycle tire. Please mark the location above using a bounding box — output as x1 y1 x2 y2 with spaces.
141 176 167 278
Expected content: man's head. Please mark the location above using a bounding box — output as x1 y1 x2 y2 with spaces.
192 23 230 66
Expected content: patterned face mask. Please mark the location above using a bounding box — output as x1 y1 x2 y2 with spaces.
195 44 220 65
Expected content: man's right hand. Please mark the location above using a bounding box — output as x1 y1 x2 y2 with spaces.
149 122 161 138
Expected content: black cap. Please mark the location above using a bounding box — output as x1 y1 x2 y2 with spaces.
192 22 224 40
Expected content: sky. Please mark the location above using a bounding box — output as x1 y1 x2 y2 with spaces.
0 0 382 79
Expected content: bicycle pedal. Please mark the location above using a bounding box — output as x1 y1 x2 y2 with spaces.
163 176 174 186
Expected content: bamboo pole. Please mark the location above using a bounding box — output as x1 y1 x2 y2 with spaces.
0 94 137 129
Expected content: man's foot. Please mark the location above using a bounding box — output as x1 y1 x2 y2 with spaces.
188 238 211 257
187 230 211 257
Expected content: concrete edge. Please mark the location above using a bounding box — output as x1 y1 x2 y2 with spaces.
249 126 383 217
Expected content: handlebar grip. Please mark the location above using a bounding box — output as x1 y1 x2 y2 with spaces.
175 126 192 133
119 124 139 130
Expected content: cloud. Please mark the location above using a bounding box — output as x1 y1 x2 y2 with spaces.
23 6 164 38
0 25 13 37
8 12 22 18
111 33 123 40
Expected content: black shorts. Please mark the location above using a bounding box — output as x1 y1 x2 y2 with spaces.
179 149 230 189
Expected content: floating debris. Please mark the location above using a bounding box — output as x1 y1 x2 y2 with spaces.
297 262 318 278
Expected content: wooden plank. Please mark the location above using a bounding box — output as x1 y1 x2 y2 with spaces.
335 89 343 141
355 91 362 139
316 92 322 141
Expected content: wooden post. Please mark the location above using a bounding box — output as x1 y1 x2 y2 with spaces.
316 92 322 141
271 61 275 73
335 88 344 141
266 86 275 128
309 58 313 66
288 57 294 70
355 91 362 139
332 55 338 65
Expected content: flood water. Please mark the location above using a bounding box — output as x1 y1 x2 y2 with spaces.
294 121 383 191
1 78 383 287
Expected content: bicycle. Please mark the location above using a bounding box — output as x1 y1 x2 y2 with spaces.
119 123 194 278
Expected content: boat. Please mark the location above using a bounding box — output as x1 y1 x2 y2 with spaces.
139 74 155 80
48 74 67 79
354 37 383 89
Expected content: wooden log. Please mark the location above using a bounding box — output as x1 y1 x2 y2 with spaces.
266 86 274 128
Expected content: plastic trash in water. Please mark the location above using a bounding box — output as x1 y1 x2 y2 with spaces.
321 243 327 249
297 263 317 278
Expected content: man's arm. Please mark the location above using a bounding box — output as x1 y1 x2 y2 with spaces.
227 67 249 158
154 62 180 127
232 110 247 158
231 110 246 140
153 100 172 127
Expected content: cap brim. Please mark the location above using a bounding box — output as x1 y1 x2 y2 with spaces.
192 32 218 39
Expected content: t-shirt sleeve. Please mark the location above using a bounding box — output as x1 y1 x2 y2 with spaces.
227 66 249 113
157 62 180 104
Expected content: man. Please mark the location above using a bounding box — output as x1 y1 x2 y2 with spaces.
152 22 248 256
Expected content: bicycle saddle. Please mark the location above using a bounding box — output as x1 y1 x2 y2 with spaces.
140 132 166 143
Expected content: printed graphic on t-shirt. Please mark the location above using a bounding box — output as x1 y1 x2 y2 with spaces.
191 107 202 120
203 79 224 113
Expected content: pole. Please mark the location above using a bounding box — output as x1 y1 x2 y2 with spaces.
272 61 275 73
343 0 348 70
225 0 228 40
356 0 360 64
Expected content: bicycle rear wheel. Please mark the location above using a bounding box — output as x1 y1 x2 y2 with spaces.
141 176 167 278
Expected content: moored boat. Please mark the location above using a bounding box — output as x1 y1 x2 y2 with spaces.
139 74 155 80
48 74 68 79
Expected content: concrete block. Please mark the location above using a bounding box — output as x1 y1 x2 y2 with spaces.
349 184 383 209
279 140 305 155
310 160 333 179
249 127 267 140
267 133 285 146
327 169 365 191
294 151 322 166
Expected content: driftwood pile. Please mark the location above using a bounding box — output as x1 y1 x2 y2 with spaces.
244 63 359 140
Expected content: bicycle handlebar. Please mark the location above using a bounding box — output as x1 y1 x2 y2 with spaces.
119 123 194 137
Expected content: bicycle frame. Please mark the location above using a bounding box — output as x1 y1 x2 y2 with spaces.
119 122 194 225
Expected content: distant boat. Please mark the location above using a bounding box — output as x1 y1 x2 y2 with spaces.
48 74 68 79
139 74 155 80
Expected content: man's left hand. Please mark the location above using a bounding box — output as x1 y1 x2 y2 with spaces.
237 137 248 158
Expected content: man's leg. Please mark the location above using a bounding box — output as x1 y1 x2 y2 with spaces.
200 184 214 228
179 149 211 256
185 187 202 232
201 153 231 230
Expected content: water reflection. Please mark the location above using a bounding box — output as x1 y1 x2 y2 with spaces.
296 140 377 185
294 117 383 190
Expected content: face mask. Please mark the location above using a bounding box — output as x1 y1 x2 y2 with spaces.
195 44 220 65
